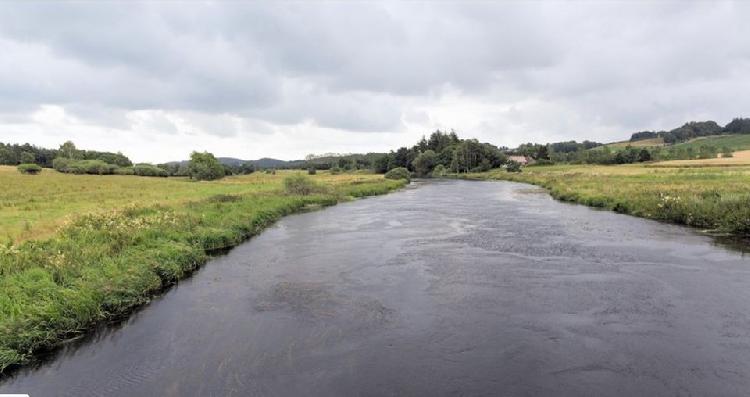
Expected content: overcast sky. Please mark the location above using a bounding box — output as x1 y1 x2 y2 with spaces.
1 1 749 162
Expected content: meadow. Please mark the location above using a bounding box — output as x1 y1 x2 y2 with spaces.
466 163 750 236
0 167 406 371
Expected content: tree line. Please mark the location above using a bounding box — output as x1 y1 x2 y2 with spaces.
0 141 131 168
629 117 750 144
8 140 256 181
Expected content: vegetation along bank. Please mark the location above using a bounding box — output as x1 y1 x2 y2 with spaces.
0 167 406 372
464 164 750 236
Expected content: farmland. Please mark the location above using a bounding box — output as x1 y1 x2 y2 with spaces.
0 168 406 371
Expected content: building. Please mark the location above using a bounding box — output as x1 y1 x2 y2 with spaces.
508 155 531 165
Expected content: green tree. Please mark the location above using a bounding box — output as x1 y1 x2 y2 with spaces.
637 149 652 162
238 162 256 174
188 151 225 181
432 164 447 177
20 151 35 164
58 141 82 159
412 150 437 177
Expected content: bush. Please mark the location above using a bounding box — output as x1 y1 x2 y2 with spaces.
188 151 224 181
308 167 317 175
17 163 42 175
385 167 410 181
506 160 522 173
432 164 447 177
283 174 323 196
133 164 168 177
64 159 118 175
329 167 341 175
114 167 135 175
52 157 72 172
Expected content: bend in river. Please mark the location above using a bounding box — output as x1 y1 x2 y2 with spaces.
3 180 750 396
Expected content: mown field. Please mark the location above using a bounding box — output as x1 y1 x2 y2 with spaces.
613 134 750 152
0 167 406 371
466 163 750 235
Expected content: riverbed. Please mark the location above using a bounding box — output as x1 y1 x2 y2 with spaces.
3 180 750 396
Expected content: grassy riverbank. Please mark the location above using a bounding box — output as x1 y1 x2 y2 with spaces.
0 167 405 371
465 164 750 236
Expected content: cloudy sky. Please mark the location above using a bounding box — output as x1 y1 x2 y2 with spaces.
1 1 749 162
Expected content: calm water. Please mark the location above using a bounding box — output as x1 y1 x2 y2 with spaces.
3 180 750 396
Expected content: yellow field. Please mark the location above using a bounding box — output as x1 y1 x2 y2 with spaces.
652 149 750 167
0 166 385 242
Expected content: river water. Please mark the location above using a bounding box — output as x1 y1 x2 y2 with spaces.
2 180 750 396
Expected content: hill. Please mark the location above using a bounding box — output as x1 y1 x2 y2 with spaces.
165 157 304 169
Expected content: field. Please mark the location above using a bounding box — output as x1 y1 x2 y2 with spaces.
652 149 750 167
671 134 750 153
606 137 665 148
466 163 750 235
0 167 406 371
607 134 750 153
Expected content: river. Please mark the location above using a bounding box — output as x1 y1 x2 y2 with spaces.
2 180 750 396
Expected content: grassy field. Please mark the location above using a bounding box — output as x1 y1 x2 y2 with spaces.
606 134 750 153
0 168 406 371
465 163 750 235
652 149 750 167
607 137 665 148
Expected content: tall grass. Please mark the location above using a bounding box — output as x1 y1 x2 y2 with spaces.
0 169 405 372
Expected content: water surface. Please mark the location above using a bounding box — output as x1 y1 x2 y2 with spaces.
3 180 750 396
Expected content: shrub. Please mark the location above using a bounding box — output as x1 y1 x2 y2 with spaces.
133 164 168 177
283 173 323 196
64 159 118 175
384 167 410 181
52 157 72 172
308 167 317 175
17 163 42 175
114 166 135 175
329 167 341 175
506 160 522 173
432 164 447 177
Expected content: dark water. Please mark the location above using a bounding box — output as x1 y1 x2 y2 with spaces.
3 180 750 396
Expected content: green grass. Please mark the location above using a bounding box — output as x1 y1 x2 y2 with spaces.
670 134 750 152
0 169 405 372
465 164 750 235
602 134 750 153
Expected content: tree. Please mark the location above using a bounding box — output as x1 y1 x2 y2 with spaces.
372 154 392 173
239 162 256 174
188 151 225 181
637 149 652 162
723 118 750 134
432 164 447 177
20 151 35 164
412 150 437 177
58 141 82 159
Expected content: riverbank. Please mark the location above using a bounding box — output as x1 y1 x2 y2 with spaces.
0 169 406 372
463 164 750 236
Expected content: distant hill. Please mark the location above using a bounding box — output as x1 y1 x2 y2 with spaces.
164 157 305 169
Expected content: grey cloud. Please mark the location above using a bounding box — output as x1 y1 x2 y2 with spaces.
0 1 749 141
